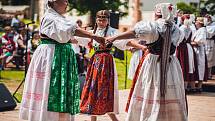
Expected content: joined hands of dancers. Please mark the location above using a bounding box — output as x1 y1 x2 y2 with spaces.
105 35 147 51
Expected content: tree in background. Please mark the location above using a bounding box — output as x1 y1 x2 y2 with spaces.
1 0 30 5
68 0 128 27
177 2 197 14
1 0 8 5
204 0 215 15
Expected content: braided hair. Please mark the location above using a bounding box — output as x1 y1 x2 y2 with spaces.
88 10 110 49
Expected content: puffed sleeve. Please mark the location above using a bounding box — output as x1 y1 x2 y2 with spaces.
133 21 159 43
171 26 185 46
40 16 77 43
206 25 215 38
110 28 131 50
194 28 207 45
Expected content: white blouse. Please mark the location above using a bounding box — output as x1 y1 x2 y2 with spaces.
133 18 184 46
40 8 77 43
206 22 215 39
180 25 192 40
192 27 207 45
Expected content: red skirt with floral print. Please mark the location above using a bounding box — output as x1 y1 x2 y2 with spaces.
80 51 114 115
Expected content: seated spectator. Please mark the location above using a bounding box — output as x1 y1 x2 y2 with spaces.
16 27 27 55
14 27 27 69
0 26 16 68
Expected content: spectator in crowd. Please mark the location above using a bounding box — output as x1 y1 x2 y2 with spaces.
205 14 215 79
191 17 208 92
0 26 16 68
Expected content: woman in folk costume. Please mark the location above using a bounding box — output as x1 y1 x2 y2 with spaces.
176 14 198 92
191 17 208 92
19 0 105 121
80 10 146 121
107 3 188 121
204 14 215 79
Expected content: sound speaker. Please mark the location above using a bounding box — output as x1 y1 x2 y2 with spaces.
0 83 17 111
110 11 120 29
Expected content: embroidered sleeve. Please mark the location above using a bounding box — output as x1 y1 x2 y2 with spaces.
134 21 159 43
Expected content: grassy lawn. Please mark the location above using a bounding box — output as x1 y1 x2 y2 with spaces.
115 51 132 89
0 50 133 101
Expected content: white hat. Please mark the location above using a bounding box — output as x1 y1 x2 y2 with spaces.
154 3 177 22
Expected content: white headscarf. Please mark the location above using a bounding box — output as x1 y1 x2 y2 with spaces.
154 3 177 22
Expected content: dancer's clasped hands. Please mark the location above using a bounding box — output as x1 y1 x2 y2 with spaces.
92 35 117 47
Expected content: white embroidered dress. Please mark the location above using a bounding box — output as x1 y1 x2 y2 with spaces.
192 27 207 80
126 19 187 121
19 8 77 121
205 22 215 67
179 25 195 74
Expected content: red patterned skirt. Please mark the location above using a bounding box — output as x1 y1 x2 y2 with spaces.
80 51 114 115
125 51 149 112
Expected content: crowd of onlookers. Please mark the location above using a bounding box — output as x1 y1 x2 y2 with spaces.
0 14 40 70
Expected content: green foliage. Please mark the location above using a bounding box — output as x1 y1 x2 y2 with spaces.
177 2 197 14
68 0 128 26
205 0 215 15
68 0 128 15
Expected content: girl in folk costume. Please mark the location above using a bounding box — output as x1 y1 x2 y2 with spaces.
19 0 104 121
204 14 215 79
176 14 198 92
191 17 208 92
107 3 188 121
80 10 146 121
